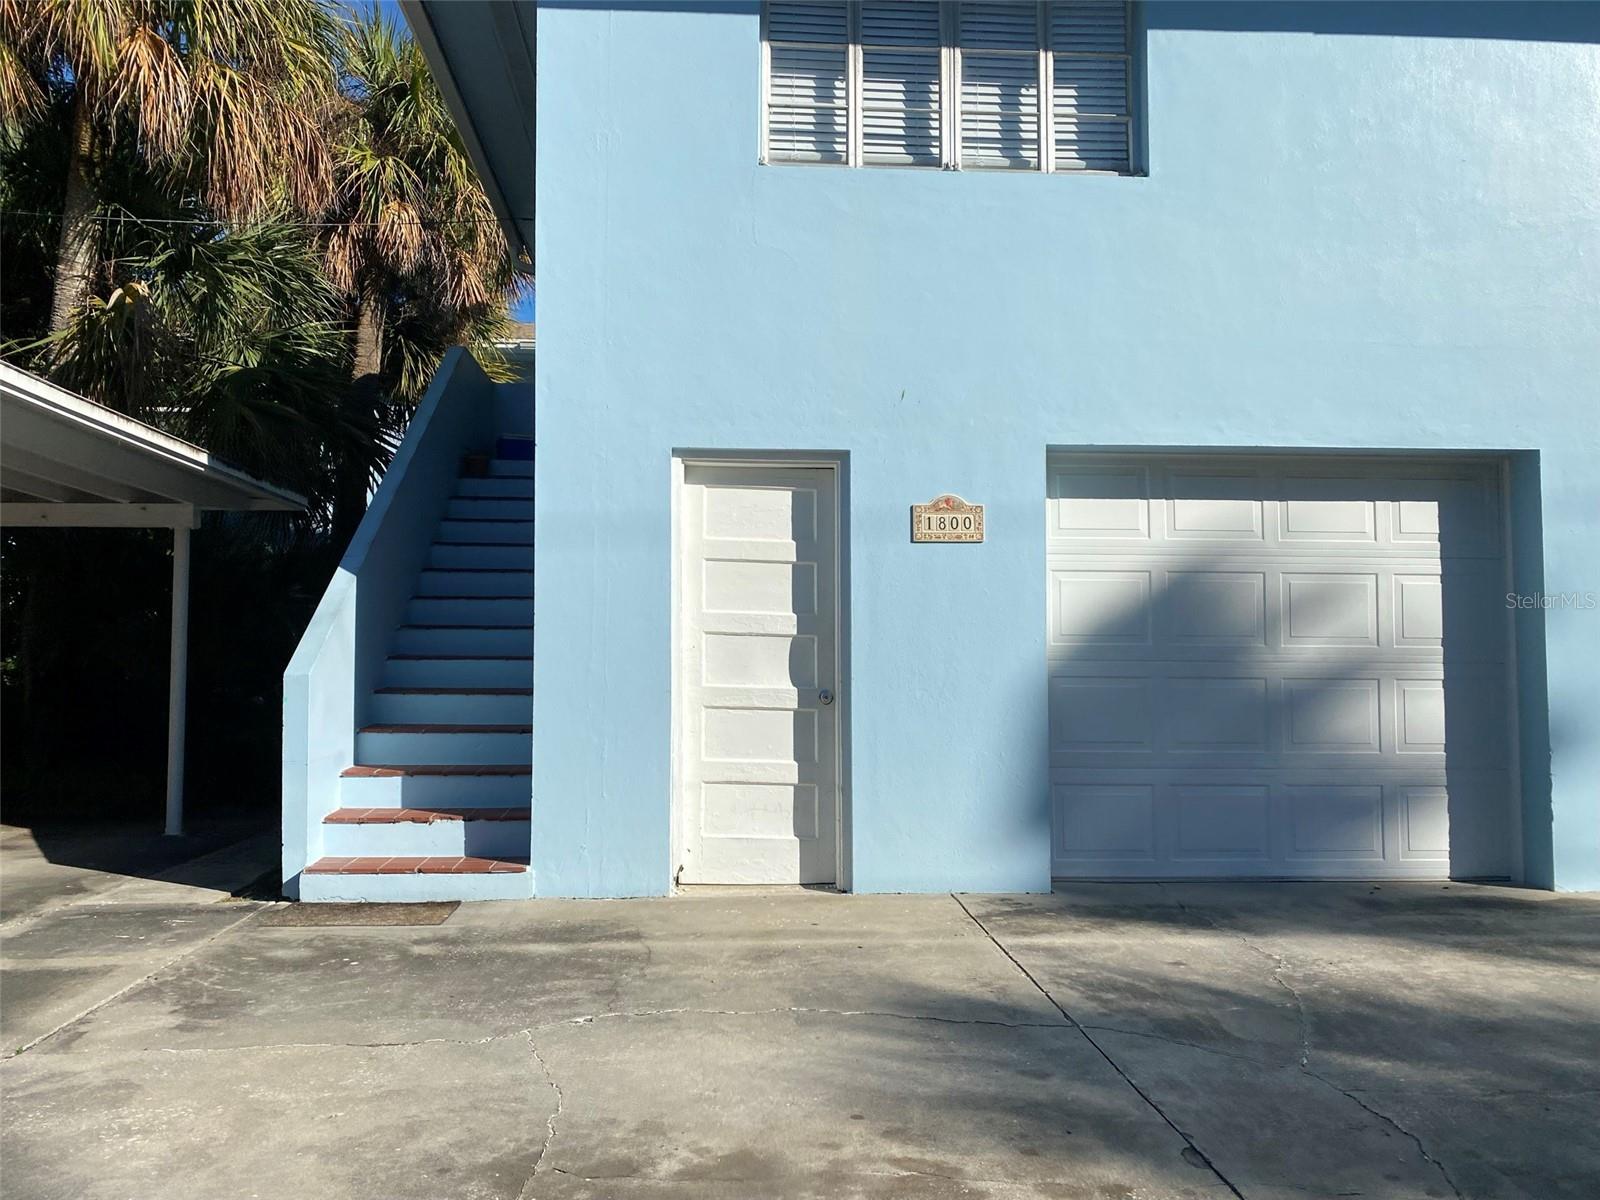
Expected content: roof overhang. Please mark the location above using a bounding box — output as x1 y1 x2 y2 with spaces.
400 0 536 265
0 363 306 527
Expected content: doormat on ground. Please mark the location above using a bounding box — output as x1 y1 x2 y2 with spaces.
257 901 459 927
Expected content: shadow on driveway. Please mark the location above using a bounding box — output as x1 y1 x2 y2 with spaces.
1 881 1596 1199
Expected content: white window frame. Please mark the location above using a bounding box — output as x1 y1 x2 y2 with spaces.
761 1 1137 175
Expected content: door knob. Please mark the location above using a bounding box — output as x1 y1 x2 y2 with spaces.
819 689 834 706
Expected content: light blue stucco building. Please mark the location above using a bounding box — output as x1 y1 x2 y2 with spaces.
285 2 1599 901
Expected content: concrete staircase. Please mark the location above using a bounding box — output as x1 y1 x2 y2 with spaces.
300 438 534 900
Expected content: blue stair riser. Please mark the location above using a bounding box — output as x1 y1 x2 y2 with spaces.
415 569 533 598
455 477 535 499
300 871 533 903
384 657 531 689
495 436 535 460
370 691 531 725
446 497 534 521
340 771 529 808
489 459 535 478
392 626 533 656
437 519 534 544
429 542 535 570
405 597 532 627
356 728 530 765
321 818 531 858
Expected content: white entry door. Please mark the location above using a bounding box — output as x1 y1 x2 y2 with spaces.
679 464 839 884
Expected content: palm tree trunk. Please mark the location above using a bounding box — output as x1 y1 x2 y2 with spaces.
352 292 383 382
333 294 386 543
48 98 99 334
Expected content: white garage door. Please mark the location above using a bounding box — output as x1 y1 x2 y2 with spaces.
1047 454 1516 880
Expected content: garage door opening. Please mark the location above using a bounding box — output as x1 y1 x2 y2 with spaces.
1046 452 1518 881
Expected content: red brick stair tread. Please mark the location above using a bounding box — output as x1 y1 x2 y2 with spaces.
388 654 533 661
342 764 532 777
374 687 532 695
400 624 535 630
360 723 532 733
304 855 529 875
324 806 531 824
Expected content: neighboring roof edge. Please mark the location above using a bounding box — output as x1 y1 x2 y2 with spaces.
0 361 307 511
400 0 535 265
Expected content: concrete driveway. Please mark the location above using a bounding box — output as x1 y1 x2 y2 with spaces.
2 829 1597 1199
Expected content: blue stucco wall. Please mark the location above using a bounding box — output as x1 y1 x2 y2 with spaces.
532 2 1600 895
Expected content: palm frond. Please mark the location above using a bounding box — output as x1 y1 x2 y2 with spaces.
106 21 189 160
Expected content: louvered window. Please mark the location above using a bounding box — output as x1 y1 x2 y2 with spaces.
766 3 850 162
957 3 1040 169
861 3 944 166
762 1 1135 174
1050 2 1131 170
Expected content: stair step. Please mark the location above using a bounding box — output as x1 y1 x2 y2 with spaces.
306 855 527 874
438 518 534 544
342 764 531 777
429 543 534 570
299 867 534 901
385 656 532 689
361 723 531 733
392 625 533 656
446 496 533 521
339 763 529 808
495 436 535 461
489 459 535 478
415 568 533 597
375 688 531 696
370 687 530 724
355 724 532 766
405 597 531 627
319 806 531 858
455 476 535 499
325 806 531 823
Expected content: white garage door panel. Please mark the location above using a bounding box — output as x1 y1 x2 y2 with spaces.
1047 455 1514 880
1048 663 1510 770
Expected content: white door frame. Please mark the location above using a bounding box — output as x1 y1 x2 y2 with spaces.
671 454 847 889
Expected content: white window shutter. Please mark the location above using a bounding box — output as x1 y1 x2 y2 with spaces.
860 3 942 166
958 3 1041 170
766 2 850 163
957 2 1038 51
1050 2 1132 172
761 1 1135 175
768 1 849 42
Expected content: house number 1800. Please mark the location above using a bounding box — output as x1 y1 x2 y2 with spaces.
911 495 985 543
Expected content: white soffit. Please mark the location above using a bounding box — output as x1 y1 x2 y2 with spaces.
0 362 305 526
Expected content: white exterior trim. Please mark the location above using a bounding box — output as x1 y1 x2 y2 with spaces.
1 363 304 842
761 0 1135 175
0 363 304 515
672 454 847 889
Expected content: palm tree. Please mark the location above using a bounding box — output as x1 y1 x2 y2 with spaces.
0 0 341 333
321 7 528 537
0 2 526 821
32 208 378 524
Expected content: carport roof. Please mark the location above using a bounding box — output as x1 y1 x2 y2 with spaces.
0 362 305 527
